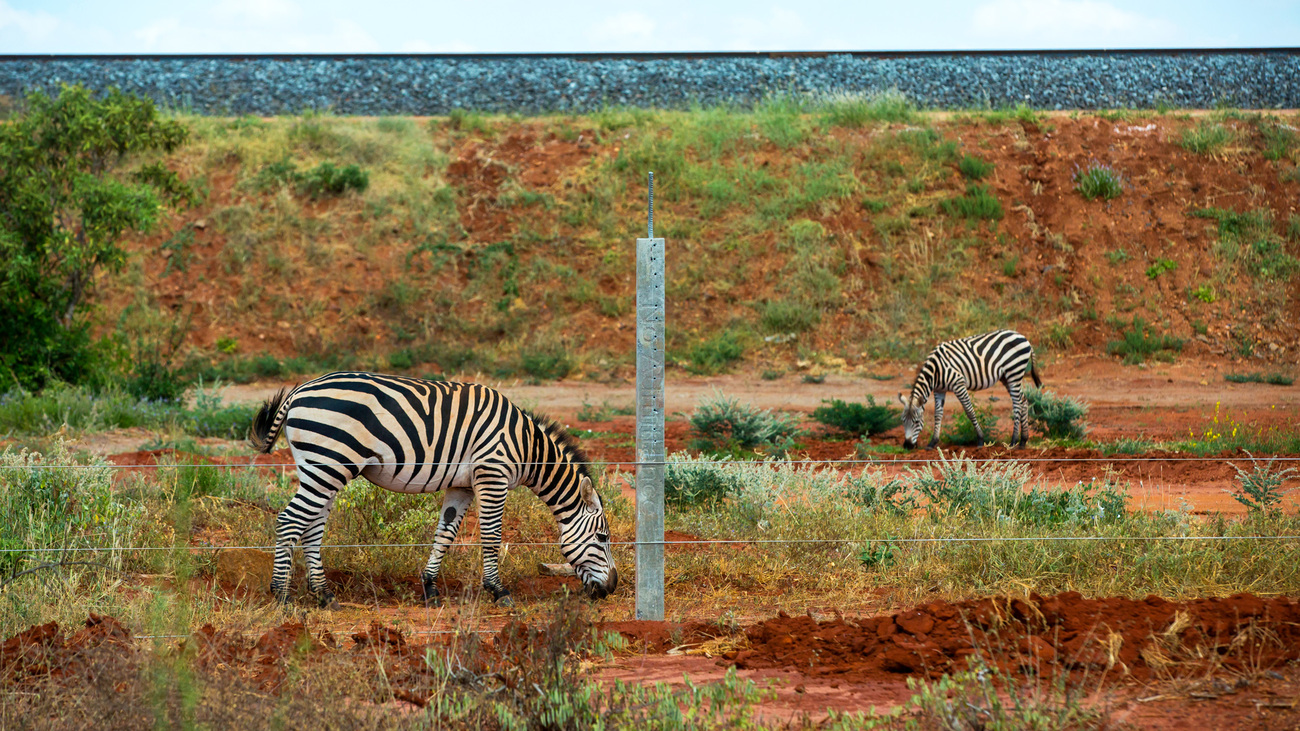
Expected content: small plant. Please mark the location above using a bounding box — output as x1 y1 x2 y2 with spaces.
686 331 745 375
688 393 802 456
1259 119 1299 161
1025 387 1089 439
1180 121 1235 155
801 373 826 384
819 88 916 127
1001 254 1019 277
861 197 888 213
1106 316 1185 364
857 541 897 569
1225 372 1295 386
1228 453 1297 515
1104 248 1130 265
942 184 1003 221
1145 258 1177 279
215 336 239 354
758 300 820 334
760 369 783 381
519 345 572 381
1191 284 1217 303
957 155 996 180
812 396 900 437
1072 162 1125 200
298 161 369 198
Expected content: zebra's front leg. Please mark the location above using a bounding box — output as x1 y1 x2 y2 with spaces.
421 487 474 606
928 392 946 449
953 384 985 447
474 469 514 607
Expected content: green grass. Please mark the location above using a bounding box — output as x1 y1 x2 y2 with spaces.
0 382 257 439
1073 162 1125 200
818 88 916 127
1106 316 1185 364
685 331 746 375
942 184 1003 221
1193 207 1300 280
757 299 820 334
1180 121 1236 154
956 155 995 180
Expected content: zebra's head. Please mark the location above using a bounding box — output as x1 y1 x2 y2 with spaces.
559 474 619 600
898 392 924 449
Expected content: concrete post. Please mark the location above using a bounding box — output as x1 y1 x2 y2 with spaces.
635 172 665 621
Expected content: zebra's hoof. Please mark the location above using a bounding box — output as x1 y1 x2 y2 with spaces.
422 579 441 607
496 594 515 608
271 585 291 607
317 591 339 610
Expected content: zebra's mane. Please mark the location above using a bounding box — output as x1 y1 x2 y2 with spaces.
522 409 593 480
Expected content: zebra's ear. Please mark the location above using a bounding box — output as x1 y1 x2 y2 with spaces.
579 474 599 509
897 393 908 407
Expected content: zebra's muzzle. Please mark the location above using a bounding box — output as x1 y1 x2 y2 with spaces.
583 564 618 600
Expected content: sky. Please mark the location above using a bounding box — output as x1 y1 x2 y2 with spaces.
1 0 1297 54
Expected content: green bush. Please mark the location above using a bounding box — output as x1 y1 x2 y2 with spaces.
1229 454 1297 516
1106 316 1185 364
686 331 745 375
688 394 802 456
519 346 573 381
1025 387 1089 439
298 162 369 198
1225 372 1295 386
1072 162 1125 200
914 456 1126 525
0 84 188 392
665 458 746 506
758 300 820 334
812 396 900 437
941 184 1003 221
957 155 995 180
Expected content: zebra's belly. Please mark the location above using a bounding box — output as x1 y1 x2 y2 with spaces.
360 462 475 494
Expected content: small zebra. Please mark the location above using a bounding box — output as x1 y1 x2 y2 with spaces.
248 371 618 607
897 329 1042 449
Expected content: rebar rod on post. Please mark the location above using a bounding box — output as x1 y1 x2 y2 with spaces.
635 172 665 621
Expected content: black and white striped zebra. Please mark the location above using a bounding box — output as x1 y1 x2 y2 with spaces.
897 329 1042 449
248 371 618 607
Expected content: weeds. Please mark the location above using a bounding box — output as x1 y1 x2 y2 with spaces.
957 155 995 180
1225 372 1294 386
942 184 1004 221
1193 207 1300 280
942 404 1000 446
1229 454 1297 515
1073 162 1125 200
818 88 915 127
1180 121 1235 155
686 331 745 375
1106 316 1185 364
665 456 747 506
758 300 820 334
1025 387 1089 440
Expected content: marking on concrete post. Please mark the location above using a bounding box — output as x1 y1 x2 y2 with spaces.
635 171 665 621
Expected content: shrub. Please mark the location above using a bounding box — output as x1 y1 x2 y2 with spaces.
1106 316 1185 364
957 155 995 180
913 455 1126 525
519 346 573 381
812 396 900 437
665 457 746 506
941 184 1003 221
758 300 820 334
1229 454 1297 515
297 161 369 198
1225 372 1295 386
1025 387 1089 439
843 473 914 515
688 394 802 456
1072 162 1125 200
686 331 745 375
1145 258 1176 279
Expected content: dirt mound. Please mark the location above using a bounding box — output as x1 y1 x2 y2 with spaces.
186 620 332 690
733 591 1300 682
0 614 134 687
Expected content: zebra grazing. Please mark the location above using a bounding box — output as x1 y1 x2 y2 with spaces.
897 329 1042 450
248 371 618 607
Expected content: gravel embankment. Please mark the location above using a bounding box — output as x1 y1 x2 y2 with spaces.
1 51 1297 115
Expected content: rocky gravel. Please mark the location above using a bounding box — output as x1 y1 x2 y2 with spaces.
1 51 1297 115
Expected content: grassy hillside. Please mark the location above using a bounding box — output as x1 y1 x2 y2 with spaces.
99 99 1300 384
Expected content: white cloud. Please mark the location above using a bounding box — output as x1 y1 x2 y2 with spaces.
0 0 58 41
133 18 181 49
588 11 656 45
972 0 1175 44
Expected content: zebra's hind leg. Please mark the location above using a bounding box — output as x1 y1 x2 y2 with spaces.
271 459 349 607
1005 377 1027 448
473 467 514 607
421 487 474 607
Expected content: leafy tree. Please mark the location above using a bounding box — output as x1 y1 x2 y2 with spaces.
0 84 188 391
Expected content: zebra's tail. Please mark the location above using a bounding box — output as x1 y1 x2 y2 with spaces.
1030 357 1043 388
249 386 295 454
